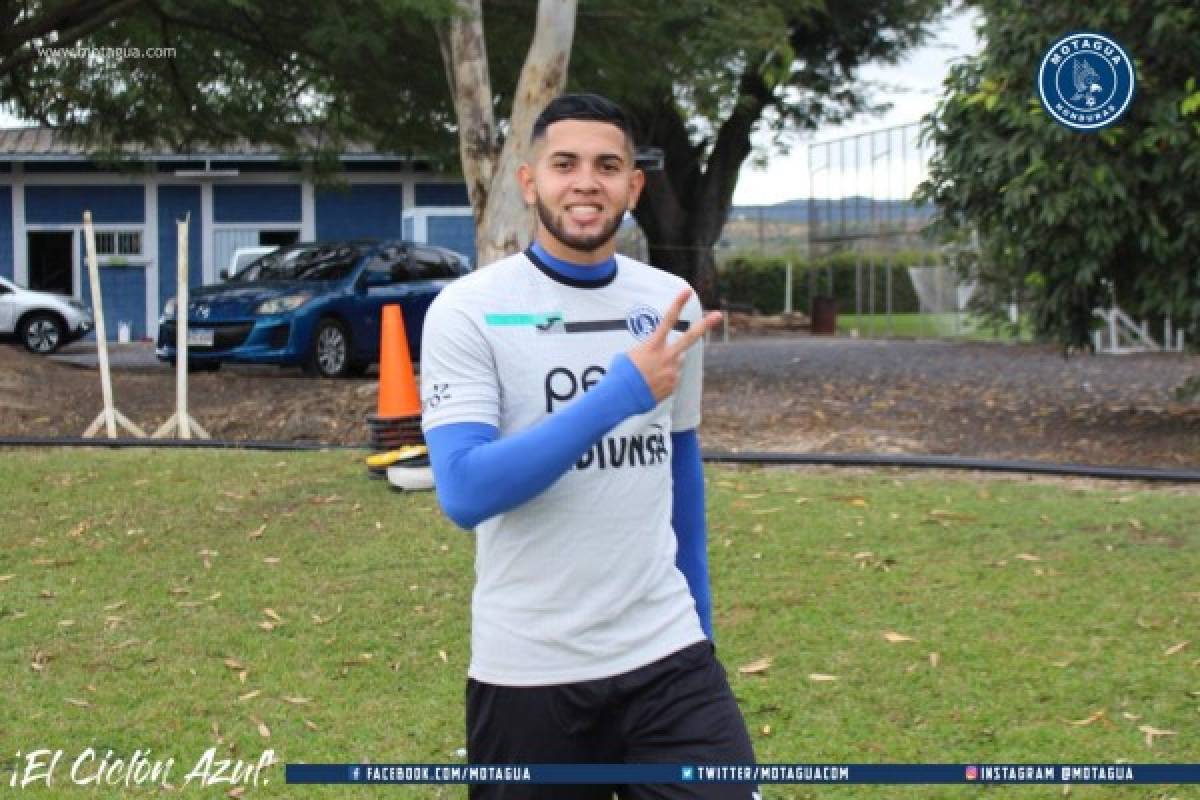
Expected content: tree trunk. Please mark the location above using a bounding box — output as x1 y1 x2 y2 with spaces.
630 71 774 308
440 0 576 267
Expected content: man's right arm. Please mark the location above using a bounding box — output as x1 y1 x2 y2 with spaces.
426 352 654 529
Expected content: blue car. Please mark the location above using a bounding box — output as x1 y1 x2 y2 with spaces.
156 240 470 377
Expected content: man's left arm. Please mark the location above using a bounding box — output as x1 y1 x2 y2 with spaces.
672 428 712 638
670 293 713 638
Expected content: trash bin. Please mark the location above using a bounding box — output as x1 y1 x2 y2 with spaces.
810 296 837 335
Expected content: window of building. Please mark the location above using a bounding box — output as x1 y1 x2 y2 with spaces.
94 230 143 257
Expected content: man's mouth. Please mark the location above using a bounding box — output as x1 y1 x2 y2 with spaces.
565 204 603 225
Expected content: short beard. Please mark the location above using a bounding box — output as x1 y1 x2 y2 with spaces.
535 198 623 254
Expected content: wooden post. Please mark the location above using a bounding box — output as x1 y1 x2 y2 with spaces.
82 211 145 438
153 213 209 439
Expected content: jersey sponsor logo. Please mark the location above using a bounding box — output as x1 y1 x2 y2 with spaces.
545 365 607 413
626 305 662 340
575 424 669 471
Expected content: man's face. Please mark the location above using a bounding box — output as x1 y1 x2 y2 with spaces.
518 119 645 262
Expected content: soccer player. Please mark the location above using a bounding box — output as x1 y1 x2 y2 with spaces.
420 92 758 800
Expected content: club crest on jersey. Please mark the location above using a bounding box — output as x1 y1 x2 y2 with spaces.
626 305 662 340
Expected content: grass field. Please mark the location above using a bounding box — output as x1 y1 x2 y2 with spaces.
837 312 1034 342
1 449 1197 798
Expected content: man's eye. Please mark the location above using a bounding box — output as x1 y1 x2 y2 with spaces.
552 161 571 170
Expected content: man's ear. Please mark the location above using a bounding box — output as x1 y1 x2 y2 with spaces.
517 162 537 206
627 168 646 210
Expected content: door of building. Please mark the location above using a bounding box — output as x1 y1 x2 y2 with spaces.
27 231 74 294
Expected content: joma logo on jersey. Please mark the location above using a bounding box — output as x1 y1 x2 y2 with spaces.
626 305 661 340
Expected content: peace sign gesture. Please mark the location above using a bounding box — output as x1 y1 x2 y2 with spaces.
627 289 724 403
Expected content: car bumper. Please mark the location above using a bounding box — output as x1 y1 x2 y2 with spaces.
64 319 93 344
155 318 302 365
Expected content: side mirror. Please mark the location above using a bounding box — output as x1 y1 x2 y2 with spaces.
220 269 230 281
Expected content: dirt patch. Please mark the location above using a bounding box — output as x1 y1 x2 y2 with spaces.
2 336 1198 472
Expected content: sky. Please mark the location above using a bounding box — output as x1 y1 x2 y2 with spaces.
732 7 983 206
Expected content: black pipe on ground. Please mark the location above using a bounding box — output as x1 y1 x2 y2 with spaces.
0 437 1197 483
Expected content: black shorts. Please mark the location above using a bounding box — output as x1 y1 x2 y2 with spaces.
466 641 759 800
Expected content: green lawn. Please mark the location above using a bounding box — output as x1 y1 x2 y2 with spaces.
837 312 1034 342
1 449 1197 798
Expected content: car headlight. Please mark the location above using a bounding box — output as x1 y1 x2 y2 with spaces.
256 292 313 315
161 297 176 320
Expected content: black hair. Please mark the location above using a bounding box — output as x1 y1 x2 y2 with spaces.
530 93 635 149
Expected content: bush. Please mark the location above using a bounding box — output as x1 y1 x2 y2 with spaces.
717 250 938 315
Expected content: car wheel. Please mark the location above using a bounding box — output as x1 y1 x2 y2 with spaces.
309 318 352 378
20 313 64 354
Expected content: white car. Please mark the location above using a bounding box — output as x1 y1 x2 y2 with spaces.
0 276 94 354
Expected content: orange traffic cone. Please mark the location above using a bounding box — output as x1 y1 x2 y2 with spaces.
377 304 421 417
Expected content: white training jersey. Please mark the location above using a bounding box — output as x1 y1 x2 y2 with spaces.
419 249 707 686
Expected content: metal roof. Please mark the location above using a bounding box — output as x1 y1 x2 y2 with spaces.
0 126 406 162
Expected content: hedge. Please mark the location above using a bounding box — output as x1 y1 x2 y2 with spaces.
716 250 941 315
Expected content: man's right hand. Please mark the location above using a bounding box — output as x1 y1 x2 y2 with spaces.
627 289 723 403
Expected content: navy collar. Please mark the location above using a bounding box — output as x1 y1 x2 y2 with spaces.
526 241 617 289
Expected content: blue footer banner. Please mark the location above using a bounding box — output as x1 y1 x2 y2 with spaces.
285 763 1200 785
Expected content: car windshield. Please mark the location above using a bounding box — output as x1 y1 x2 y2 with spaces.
233 244 363 282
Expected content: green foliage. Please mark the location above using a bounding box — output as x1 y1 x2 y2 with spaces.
918 1 1200 353
717 250 935 313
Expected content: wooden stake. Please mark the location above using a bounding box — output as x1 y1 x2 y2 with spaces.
152 212 208 439
82 211 144 439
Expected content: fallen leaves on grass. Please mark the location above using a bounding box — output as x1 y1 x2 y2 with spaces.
252 717 271 739
65 698 91 708
883 631 916 644
282 696 311 705
1139 725 1176 747
808 673 838 682
1164 641 1189 657
247 524 266 540
1015 553 1042 562
1068 710 1106 727
738 657 772 675
929 652 940 668
238 690 261 703
30 650 51 672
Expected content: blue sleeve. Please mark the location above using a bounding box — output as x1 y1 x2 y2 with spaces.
425 352 656 530
671 428 712 639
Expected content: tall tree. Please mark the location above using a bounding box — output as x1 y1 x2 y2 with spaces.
2 0 944 303
0 0 146 80
919 0 1200 351
578 0 944 303
439 0 575 266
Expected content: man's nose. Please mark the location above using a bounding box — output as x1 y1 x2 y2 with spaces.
570 165 602 191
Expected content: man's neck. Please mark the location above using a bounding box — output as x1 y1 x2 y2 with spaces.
528 240 617 286
534 231 616 266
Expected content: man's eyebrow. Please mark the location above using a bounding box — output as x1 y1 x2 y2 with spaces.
546 150 628 163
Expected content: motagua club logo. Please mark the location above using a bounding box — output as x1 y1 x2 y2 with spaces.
626 304 662 341
1038 31 1136 131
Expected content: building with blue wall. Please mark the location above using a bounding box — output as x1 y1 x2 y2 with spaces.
0 128 476 340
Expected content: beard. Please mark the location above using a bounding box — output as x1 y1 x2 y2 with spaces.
535 197 624 254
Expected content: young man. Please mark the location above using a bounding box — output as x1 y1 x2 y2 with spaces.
420 93 758 800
